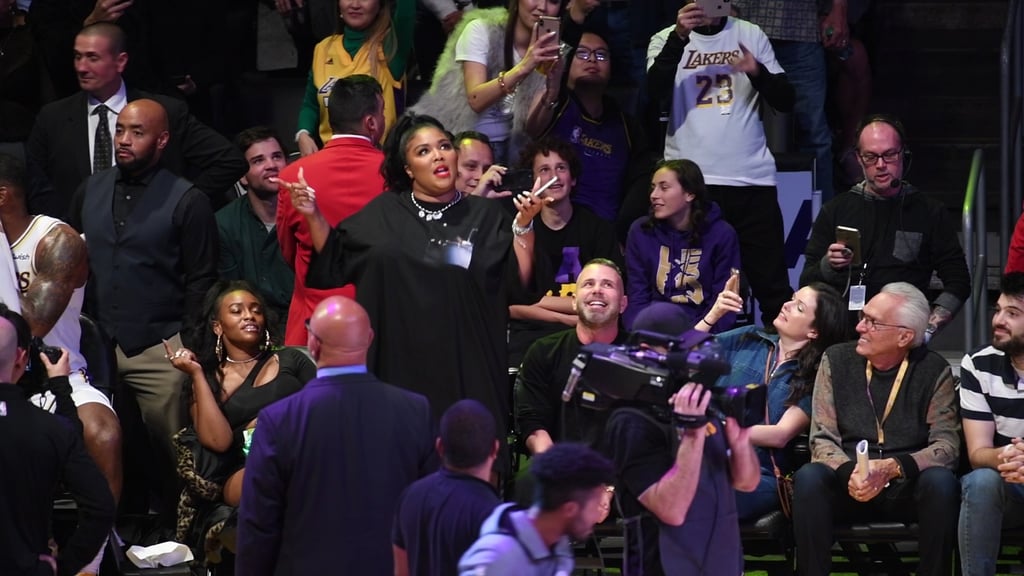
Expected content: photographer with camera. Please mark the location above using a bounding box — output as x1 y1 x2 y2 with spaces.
602 303 759 576
0 303 115 576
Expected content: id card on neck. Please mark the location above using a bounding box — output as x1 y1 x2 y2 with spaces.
849 284 866 310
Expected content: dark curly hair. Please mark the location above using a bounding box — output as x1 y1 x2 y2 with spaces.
784 282 850 405
518 136 582 181
643 159 709 245
381 113 451 192
184 280 277 405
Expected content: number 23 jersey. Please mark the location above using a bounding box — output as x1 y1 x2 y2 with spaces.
650 17 784 187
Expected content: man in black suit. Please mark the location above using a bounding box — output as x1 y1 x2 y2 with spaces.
237 295 438 576
25 22 245 220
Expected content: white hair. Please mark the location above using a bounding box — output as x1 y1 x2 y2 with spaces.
879 282 930 347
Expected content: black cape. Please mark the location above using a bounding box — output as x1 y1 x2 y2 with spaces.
307 191 543 442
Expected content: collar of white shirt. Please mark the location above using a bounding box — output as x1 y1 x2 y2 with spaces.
87 81 129 116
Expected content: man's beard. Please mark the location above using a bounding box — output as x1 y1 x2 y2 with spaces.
993 332 1024 357
116 152 155 176
578 307 617 329
248 182 278 201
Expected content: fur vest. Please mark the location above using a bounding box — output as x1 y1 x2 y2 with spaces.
410 8 547 160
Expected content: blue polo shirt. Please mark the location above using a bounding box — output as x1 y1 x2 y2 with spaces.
392 468 500 576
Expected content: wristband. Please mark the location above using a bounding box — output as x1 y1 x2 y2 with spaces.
699 317 713 328
673 412 708 430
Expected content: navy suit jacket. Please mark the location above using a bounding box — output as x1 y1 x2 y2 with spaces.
236 371 438 576
25 87 246 220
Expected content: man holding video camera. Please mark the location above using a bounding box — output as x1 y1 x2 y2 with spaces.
799 114 969 338
602 304 760 576
791 282 960 576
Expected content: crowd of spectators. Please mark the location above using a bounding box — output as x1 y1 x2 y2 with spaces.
0 0 1010 575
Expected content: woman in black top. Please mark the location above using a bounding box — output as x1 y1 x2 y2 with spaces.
167 281 315 506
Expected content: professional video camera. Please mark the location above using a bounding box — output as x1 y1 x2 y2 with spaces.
561 329 766 428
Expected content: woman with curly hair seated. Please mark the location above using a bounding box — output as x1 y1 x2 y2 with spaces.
167 281 315 566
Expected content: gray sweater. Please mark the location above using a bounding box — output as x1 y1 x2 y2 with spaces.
809 342 961 480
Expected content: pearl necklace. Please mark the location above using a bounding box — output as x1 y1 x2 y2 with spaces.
410 191 462 221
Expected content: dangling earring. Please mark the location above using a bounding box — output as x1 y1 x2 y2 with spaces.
215 333 223 361
263 329 272 351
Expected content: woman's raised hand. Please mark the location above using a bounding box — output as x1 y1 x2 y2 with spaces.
512 177 552 227
163 339 201 377
707 288 744 325
521 21 561 73
272 167 319 217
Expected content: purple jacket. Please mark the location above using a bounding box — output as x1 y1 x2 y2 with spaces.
624 202 740 331
236 371 438 576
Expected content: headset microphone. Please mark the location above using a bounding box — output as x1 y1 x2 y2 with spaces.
889 178 903 189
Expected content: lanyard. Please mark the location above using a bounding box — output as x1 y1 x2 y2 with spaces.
864 357 909 446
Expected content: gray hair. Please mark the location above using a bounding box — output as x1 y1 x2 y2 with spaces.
879 282 930 347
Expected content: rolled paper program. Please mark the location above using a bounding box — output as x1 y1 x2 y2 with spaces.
856 439 870 481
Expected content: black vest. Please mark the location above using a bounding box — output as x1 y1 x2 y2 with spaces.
82 167 191 356
829 342 951 458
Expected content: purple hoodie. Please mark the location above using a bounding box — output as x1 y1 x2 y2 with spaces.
623 201 741 332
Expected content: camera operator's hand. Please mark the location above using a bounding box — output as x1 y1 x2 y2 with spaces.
670 382 711 439
723 416 751 447
39 347 70 379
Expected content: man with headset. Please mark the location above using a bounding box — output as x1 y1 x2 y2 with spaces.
799 114 970 338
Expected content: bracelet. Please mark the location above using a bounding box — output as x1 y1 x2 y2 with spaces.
699 317 713 328
498 70 516 95
511 218 534 237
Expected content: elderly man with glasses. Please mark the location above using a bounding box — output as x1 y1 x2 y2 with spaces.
791 281 961 576
800 113 970 339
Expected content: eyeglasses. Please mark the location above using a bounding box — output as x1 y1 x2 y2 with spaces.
857 311 908 332
304 318 321 342
858 149 902 165
574 48 609 62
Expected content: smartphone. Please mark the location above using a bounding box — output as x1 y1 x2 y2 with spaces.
835 226 862 267
695 0 732 18
725 268 741 293
537 15 561 44
497 168 535 193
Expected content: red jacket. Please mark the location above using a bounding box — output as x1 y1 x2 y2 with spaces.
1008 210 1024 274
276 136 385 344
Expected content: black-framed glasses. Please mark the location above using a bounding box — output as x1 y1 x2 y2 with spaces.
574 48 609 62
858 148 902 165
304 318 321 342
857 311 908 332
